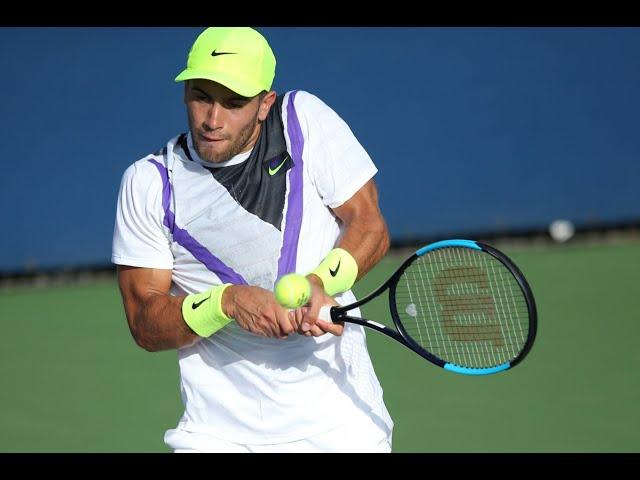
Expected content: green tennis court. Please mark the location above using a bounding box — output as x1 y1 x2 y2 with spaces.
1 241 639 452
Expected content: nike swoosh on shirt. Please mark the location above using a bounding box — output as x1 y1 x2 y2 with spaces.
268 156 288 176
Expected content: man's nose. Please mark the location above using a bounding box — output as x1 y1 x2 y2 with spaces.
203 102 224 131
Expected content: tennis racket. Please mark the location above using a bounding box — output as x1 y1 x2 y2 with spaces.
319 239 537 375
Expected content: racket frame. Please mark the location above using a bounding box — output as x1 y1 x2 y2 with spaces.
326 240 537 375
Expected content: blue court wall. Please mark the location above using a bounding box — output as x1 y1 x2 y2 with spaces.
1 27 639 271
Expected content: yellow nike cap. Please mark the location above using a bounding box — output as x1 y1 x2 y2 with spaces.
175 27 276 98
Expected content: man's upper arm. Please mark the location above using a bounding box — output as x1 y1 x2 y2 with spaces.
112 161 174 270
296 91 378 210
331 178 385 227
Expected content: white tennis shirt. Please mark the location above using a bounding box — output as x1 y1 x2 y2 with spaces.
112 90 393 444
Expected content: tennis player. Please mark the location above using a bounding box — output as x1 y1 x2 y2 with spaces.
112 27 393 452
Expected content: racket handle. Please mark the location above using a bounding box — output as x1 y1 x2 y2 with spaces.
319 305 333 322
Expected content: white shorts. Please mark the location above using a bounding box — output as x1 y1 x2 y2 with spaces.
165 413 392 453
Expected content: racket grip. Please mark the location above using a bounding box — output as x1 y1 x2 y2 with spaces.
319 305 333 322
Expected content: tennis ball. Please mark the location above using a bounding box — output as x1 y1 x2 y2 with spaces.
549 219 575 243
274 273 311 309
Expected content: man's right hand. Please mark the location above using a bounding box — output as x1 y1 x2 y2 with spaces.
222 285 299 339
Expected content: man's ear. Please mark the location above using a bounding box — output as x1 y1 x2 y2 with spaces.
258 91 277 122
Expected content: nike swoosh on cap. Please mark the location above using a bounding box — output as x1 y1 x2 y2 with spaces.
211 49 236 57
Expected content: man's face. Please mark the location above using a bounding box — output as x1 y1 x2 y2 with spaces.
184 79 274 164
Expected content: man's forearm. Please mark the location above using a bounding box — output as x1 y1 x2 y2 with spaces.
129 293 200 352
336 215 390 281
324 179 390 283
302 212 389 336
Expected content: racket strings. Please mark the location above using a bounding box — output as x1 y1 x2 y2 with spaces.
394 247 530 368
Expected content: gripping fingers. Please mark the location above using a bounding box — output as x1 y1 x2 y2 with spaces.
303 305 344 337
276 313 295 338
303 306 332 336
318 305 344 335
303 323 326 337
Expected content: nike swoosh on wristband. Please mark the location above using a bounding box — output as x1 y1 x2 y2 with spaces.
192 297 209 309
329 260 341 277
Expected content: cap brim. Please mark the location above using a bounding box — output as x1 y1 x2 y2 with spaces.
174 68 264 98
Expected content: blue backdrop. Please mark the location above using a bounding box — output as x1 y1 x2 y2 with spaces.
1 27 639 271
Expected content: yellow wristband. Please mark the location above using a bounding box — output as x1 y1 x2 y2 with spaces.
310 248 358 296
182 284 233 337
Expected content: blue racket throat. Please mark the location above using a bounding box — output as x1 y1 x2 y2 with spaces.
444 362 511 376
415 239 481 256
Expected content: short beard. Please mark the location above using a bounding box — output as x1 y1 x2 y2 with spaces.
192 111 260 164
